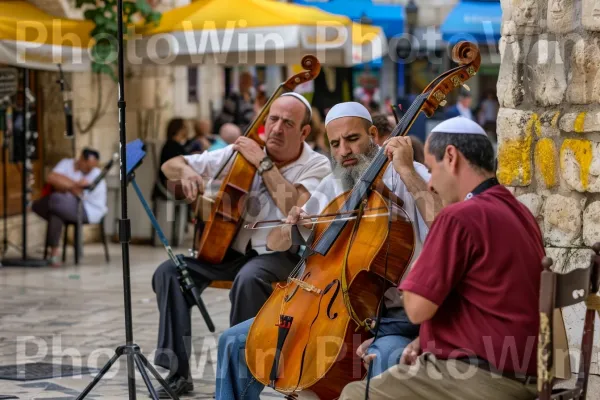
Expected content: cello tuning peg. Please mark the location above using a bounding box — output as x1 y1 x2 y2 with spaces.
440 100 447 107
462 84 470 92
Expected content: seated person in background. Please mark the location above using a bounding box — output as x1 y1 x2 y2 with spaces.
371 113 425 164
32 148 107 266
371 113 393 146
214 71 256 134
185 119 212 154
340 116 545 400
208 122 242 151
409 135 425 164
386 114 396 130
152 118 189 200
306 106 328 156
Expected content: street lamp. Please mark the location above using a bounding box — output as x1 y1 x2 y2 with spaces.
404 0 418 97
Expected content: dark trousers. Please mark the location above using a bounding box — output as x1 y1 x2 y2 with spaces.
32 192 88 248
151 249 300 378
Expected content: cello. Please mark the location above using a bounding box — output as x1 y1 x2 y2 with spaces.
245 41 481 399
193 55 321 264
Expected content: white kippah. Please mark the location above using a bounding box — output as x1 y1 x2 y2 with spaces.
325 102 372 127
280 92 312 117
431 116 487 136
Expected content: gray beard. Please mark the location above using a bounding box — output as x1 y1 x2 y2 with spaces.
331 141 379 191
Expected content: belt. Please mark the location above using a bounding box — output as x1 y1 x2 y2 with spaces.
455 357 537 385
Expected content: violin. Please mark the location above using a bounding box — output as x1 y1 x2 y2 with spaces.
245 42 481 399
192 55 321 264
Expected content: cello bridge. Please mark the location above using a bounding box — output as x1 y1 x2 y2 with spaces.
289 278 322 295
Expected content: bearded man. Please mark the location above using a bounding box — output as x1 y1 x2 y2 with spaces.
213 102 442 400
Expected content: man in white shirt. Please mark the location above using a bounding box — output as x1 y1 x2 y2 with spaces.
32 148 107 266
152 93 331 397
213 102 442 400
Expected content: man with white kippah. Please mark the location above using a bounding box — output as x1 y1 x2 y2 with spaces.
151 92 331 397
212 101 444 400
339 115 550 399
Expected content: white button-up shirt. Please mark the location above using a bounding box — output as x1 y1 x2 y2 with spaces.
184 142 331 255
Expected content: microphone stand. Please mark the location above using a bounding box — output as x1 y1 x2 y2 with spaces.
1 68 49 267
56 63 76 158
0 101 19 256
75 2 180 398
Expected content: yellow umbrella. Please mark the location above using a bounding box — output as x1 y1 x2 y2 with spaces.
133 0 386 66
0 1 94 71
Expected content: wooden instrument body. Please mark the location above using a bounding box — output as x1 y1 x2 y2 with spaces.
246 188 415 399
195 148 257 264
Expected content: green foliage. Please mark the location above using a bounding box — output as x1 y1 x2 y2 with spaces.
76 0 161 81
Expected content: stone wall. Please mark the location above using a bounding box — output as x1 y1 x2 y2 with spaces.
497 0 600 374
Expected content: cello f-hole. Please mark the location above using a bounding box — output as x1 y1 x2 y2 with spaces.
324 279 340 320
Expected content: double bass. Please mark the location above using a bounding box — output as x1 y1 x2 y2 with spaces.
245 42 481 399
193 55 321 264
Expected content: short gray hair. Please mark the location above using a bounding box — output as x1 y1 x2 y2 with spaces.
427 131 495 173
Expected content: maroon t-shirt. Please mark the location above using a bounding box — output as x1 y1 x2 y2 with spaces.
399 185 543 376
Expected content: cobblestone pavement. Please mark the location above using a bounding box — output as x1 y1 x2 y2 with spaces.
0 244 285 400
0 243 598 399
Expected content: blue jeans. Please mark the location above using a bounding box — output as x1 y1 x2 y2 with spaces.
216 318 261 400
215 316 415 400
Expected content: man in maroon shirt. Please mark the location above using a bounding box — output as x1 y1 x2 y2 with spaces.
340 116 541 400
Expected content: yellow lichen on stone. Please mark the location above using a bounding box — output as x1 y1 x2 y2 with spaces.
560 139 593 190
527 113 542 137
497 135 533 186
551 111 560 128
574 112 586 133
535 138 557 188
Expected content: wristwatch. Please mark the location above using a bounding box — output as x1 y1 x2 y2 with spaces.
257 156 274 176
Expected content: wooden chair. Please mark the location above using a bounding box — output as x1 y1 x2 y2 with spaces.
150 179 189 248
538 242 600 400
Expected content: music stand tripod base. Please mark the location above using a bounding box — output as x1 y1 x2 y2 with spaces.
76 344 180 400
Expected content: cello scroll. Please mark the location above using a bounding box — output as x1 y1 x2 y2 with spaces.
282 55 321 91
421 41 481 117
